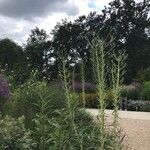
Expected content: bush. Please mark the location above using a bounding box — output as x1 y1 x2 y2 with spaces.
137 67 150 82
0 115 36 149
78 91 114 109
121 85 141 100
140 104 150 112
78 93 99 108
5 80 66 128
127 100 150 112
142 81 150 100
45 108 116 150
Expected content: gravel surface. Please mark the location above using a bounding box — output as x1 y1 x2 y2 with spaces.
86 109 150 150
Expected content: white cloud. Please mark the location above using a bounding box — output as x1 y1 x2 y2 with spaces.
0 0 146 45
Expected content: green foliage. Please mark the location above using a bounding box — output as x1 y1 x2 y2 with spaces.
0 115 36 150
0 38 23 71
32 82 53 150
25 27 52 80
127 100 150 112
78 93 99 108
101 0 150 82
90 37 110 149
90 36 127 149
47 109 98 150
121 85 142 100
50 0 150 82
0 32 129 149
5 80 64 128
78 91 115 109
142 81 150 100
137 67 150 82
140 104 150 112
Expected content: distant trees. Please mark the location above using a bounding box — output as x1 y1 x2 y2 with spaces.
0 0 149 83
51 0 150 83
100 0 150 82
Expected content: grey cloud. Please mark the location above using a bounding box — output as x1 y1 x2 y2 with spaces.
0 0 79 20
0 15 34 44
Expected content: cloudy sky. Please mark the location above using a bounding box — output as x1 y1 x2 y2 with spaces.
0 0 142 44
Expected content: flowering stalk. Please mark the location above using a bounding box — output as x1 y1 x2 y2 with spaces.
90 37 108 150
81 59 85 108
111 50 127 149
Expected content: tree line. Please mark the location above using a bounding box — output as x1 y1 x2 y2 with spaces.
0 0 150 84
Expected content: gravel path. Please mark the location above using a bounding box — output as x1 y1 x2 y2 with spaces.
86 109 150 150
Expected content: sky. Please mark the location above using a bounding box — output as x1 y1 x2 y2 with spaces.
0 0 142 45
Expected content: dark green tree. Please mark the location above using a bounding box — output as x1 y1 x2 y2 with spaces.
0 38 23 70
101 0 150 82
51 15 103 81
25 27 54 79
51 0 150 83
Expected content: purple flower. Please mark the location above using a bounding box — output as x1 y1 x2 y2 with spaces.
0 74 11 100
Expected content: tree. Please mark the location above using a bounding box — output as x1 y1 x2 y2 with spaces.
51 0 150 83
51 15 103 81
100 0 150 82
25 27 53 79
0 38 23 70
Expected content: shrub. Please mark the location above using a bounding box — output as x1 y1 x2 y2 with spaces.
78 91 114 109
137 67 150 82
140 104 150 112
78 93 99 108
127 100 150 112
0 115 36 150
121 84 141 100
5 80 66 128
46 108 115 150
142 81 150 100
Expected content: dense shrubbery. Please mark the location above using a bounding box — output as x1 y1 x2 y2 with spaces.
1 78 124 149
142 81 150 101
78 91 114 109
0 115 36 150
5 80 66 128
137 68 150 82
127 100 150 112
121 85 141 100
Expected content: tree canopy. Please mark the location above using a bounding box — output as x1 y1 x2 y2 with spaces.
50 0 150 82
0 0 150 83
0 38 23 70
